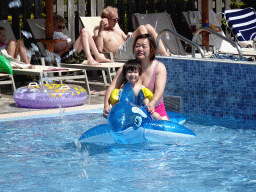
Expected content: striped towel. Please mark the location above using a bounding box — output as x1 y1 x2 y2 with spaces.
223 8 256 41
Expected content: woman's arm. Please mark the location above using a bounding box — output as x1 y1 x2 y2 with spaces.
146 61 167 113
103 66 125 117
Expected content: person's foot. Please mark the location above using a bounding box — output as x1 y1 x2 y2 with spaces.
96 55 113 63
99 90 106 96
87 59 101 66
28 64 35 69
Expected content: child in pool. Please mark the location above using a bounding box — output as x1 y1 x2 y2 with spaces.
109 59 163 120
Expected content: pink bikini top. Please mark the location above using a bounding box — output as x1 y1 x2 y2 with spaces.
146 61 163 107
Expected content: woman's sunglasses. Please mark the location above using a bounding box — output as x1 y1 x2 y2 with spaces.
58 26 65 29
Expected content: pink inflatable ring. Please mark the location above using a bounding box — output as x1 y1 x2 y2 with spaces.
14 83 87 109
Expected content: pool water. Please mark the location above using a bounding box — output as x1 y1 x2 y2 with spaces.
1 112 256 191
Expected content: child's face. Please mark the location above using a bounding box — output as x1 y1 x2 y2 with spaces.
126 69 139 84
0 30 6 44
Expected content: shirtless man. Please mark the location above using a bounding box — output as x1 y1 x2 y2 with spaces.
53 15 112 65
94 6 170 60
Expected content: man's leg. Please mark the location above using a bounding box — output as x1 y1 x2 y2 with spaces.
74 28 112 65
86 29 113 63
132 24 169 56
74 28 100 65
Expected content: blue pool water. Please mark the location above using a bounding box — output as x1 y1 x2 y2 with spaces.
1 111 256 191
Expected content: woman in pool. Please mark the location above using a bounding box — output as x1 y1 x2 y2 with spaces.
103 34 169 120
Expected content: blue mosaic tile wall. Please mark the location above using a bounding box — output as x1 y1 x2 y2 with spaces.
157 56 256 121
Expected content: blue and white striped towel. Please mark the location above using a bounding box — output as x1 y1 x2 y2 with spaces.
223 8 256 41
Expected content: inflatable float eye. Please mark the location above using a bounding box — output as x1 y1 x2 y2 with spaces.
134 116 142 127
132 107 147 118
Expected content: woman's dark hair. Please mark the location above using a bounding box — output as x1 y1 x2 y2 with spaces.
132 34 157 61
122 59 142 81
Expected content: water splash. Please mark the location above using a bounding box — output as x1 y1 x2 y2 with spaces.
8 0 21 8
74 138 89 179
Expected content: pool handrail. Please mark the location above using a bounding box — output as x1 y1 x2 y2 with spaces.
156 29 205 58
192 27 243 60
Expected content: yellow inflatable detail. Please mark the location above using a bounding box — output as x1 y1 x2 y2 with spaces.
110 89 120 105
141 88 154 101
109 87 154 105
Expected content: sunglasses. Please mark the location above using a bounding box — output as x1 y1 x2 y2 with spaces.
109 18 119 22
58 25 65 29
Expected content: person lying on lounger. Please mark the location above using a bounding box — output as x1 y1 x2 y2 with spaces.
94 6 170 60
0 26 34 69
53 15 113 66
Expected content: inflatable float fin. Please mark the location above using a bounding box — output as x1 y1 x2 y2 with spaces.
167 111 186 125
79 124 116 144
144 121 195 142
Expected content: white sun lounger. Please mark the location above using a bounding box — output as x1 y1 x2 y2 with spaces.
182 10 256 60
12 65 88 89
0 56 16 92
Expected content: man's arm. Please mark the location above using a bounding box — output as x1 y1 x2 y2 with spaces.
53 31 73 56
54 42 73 56
94 19 107 52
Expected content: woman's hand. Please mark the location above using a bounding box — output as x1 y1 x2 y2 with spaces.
103 104 111 118
146 100 156 114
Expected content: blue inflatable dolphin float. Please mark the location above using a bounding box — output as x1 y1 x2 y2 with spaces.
79 83 195 144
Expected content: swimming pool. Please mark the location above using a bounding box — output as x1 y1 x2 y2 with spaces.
1 111 256 191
